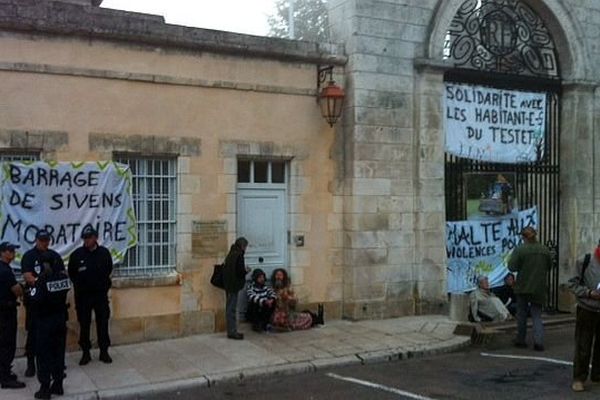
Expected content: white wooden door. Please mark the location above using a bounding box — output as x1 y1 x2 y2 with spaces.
236 187 286 277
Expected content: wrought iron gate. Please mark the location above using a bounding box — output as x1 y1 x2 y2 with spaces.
444 69 561 310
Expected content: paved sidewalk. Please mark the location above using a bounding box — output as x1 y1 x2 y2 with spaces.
4 315 470 400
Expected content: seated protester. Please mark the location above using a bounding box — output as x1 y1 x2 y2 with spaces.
491 273 517 316
470 276 511 322
245 269 276 332
270 268 313 331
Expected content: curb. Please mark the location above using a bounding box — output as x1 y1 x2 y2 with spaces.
459 316 575 345
64 336 470 400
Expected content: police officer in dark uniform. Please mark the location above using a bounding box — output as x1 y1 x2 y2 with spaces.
21 230 62 378
68 226 113 365
29 252 69 399
0 242 25 390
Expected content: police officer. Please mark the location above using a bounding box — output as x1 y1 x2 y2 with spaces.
29 252 69 399
0 242 25 390
68 226 113 365
21 230 62 377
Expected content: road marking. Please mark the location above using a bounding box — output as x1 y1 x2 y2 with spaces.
326 372 437 400
480 352 573 366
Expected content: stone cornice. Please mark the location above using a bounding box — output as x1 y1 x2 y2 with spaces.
413 58 453 73
0 0 347 66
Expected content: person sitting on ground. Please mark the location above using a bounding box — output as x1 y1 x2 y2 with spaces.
270 268 313 331
469 276 511 322
246 268 276 332
491 273 517 316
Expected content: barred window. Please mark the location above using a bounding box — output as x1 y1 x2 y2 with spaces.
0 152 39 162
113 156 177 277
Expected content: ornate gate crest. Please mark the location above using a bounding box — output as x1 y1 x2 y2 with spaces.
444 0 559 78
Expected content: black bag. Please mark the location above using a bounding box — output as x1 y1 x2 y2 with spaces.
580 253 591 283
210 263 225 289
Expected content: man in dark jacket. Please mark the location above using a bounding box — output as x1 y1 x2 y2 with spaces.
30 252 69 399
568 243 600 392
68 226 113 365
223 237 249 340
492 273 517 316
0 242 25 390
21 230 63 378
508 226 552 351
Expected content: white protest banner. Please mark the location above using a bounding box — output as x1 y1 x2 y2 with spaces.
444 83 546 163
0 161 137 267
446 207 538 293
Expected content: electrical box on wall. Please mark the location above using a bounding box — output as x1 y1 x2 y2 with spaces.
294 235 305 247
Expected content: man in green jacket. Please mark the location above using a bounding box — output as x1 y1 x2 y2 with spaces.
508 227 552 351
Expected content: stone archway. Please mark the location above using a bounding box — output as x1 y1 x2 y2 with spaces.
420 0 595 310
426 0 588 81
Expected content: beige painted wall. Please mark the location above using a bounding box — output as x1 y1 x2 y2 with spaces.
0 33 343 345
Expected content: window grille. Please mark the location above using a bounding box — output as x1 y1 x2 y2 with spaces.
113 156 177 277
0 152 39 162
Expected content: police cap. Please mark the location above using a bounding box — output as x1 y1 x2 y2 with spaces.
0 242 20 252
81 226 99 239
36 230 51 241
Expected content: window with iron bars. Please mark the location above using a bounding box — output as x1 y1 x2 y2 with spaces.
113 156 177 277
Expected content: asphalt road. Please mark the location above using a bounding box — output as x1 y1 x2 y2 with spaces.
144 324 593 400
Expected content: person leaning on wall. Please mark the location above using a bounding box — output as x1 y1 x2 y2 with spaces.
568 241 600 392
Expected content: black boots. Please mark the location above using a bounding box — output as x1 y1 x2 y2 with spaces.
315 304 325 325
79 350 91 366
25 356 36 377
227 332 244 340
34 384 51 399
50 380 64 395
80 349 112 365
99 350 112 364
0 378 26 389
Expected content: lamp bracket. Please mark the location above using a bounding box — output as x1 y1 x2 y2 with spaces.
317 65 335 101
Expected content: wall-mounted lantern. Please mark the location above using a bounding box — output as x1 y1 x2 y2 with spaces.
317 65 345 127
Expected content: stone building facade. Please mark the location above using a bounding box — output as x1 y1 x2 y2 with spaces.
328 0 598 315
0 0 598 346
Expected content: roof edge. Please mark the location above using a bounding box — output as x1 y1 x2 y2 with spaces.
0 0 347 66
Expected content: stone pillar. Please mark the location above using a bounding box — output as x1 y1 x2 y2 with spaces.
559 83 596 279
557 83 596 310
413 62 449 314
328 0 445 319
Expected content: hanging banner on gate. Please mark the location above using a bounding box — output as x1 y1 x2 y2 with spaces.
444 83 547 163
0 161 137 267
446 207 538 293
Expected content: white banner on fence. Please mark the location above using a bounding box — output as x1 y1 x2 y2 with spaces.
446 207 538 293
0 161 137 268
444 83 547 163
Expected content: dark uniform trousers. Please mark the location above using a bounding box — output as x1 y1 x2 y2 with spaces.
35 312 66 386
0 307 17 381
574 306 600 382
76 291 111 351
24 302 36 360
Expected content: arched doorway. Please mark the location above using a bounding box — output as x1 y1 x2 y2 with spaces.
443 0 561 309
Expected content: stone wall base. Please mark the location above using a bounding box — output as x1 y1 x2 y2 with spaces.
342 298 448 321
